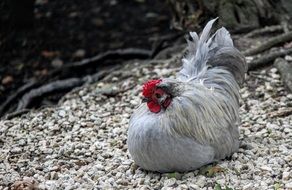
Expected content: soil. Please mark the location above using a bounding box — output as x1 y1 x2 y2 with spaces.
0 0 175 110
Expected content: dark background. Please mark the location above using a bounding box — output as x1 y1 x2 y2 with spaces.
0 0 173 104
1 0 291 117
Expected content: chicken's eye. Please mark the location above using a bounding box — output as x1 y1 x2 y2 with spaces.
155 93 161 98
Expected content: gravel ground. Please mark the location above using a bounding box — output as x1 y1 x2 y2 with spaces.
0 55 292 190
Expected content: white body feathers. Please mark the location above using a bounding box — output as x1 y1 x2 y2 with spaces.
127 18 247 172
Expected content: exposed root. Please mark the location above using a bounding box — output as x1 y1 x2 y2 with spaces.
0 48 153 117
0 80 38 116
4 109 30 120
244 25 283 38
274 58 292 92
16 78 85 111
243 31 292 56
248 48 292 70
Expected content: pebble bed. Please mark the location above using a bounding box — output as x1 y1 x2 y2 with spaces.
0 57 291 190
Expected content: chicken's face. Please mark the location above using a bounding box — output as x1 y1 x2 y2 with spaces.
142 79 172 113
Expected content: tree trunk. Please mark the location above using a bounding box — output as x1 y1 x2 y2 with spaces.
168 0 292 32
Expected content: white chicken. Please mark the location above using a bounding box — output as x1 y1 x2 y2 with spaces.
127 18 247 172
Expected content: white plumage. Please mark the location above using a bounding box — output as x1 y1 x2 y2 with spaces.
127 18 247 172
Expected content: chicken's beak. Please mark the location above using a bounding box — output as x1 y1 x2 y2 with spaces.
142 97 149 103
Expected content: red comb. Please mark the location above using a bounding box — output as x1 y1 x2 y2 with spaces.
142 79 162 98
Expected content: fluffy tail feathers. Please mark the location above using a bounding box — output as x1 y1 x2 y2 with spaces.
178 18 247 85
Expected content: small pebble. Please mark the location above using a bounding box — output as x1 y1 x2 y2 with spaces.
0 53 291 189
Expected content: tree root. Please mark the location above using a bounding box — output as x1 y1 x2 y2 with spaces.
274 58 292 92
1 48 153 118
248 48 292 70
0 80 38 116
243 31 292 56
244 25 283 38
16 78 85 110
4 109 30 120
16 64 122 111
150 33 184 58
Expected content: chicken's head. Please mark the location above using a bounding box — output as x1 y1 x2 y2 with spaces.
142 79 172 113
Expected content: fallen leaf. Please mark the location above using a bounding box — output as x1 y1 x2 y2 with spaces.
166 172 182 180
2 75 14 85
10 177 39 190
41 50 59 58
199 165 225 177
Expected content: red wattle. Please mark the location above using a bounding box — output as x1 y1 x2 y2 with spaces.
147 101 161 113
